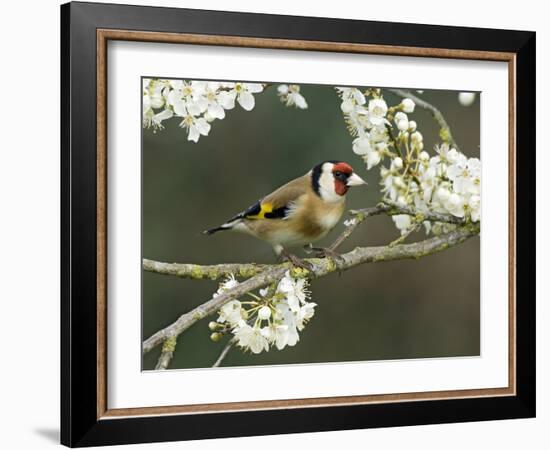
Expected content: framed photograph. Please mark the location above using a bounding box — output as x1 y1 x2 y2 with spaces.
61 1 535 447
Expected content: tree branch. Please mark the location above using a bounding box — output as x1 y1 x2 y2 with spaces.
388 88 461 153
212 338 236 368
142 265 290 353
143 259 270 280
154 336 177 370
351 202 468 226
143 203 466 281
142 222 479 354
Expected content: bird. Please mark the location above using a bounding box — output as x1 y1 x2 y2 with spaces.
204 161 367 267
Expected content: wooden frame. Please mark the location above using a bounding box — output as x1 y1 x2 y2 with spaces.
61 1 535 446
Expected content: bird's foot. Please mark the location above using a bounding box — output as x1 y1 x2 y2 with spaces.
310 247 345 270
279 250 313 272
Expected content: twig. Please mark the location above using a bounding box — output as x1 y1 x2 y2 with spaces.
143 223 479 354
329 205 386 251
154 336 177 370
388 88 461 153
212 338 236 368
351 202 468 226
389 224 421 247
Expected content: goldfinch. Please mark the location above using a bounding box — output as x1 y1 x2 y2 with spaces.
204 161 367 263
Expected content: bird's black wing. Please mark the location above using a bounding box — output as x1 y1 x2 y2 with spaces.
229 199 290 221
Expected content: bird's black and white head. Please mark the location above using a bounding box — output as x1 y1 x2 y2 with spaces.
311 161 367 202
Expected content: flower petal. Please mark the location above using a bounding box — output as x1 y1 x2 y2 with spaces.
217 91 235 110
293 93 308 109
208 103 225 120
187 125 200 143
237 91 255 111
244 83 264 93
195 118 211 136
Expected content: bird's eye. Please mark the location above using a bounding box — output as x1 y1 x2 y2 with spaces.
334 171 342 177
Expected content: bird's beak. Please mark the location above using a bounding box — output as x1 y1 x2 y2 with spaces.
347 173 368 186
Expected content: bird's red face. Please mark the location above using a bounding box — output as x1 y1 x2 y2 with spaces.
332 162 355 195
312 161 367 202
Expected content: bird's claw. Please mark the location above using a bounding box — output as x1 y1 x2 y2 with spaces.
279 251 314 272
310 247 345 270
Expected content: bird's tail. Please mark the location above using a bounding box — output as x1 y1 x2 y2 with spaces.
203 220 236 235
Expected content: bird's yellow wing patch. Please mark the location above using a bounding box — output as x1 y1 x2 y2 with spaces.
245 202 273 219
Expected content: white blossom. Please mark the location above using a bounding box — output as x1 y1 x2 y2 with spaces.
214 274 239 295
196 81 226 120
277 84 308 109
352 136 372 155
212 271 316 354
392 214 412 235
338 87 481 233
217 300 245 326
272 324 292 350
445 192 466 218
234 322 269 354
143 79 171 129
277 271 308 312
273 303 300 347
336 87 366 113
368 98 389 127
224 82 264 111
296 302 317 330
142 78 267 143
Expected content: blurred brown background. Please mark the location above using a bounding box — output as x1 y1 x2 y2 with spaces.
142 83 480 370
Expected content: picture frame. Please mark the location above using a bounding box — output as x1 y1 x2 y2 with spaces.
60 1 535 447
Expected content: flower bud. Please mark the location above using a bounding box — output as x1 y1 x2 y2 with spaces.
258 306 271 320
397 119 409 131
458 92 476 106
208 321 219 331
400 98 415 113
210 332 222 342
392 157 404 169
408 120 417 132
411 131 423 143
394 111 408 124
419 151 429 161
